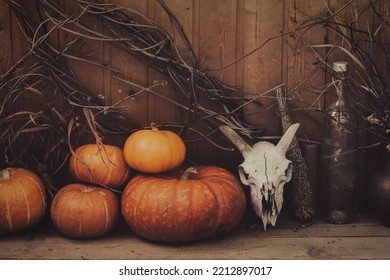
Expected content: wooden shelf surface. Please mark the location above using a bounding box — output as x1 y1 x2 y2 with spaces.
1 213 389 260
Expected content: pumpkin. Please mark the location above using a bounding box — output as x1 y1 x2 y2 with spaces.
50 183 119 238
0 168 47 234
121 166 246 243
69 144 130 190
123 124 186 173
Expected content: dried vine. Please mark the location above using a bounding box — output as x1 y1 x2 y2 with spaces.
1 0 267 192
295 0 390 146
3 0 388 198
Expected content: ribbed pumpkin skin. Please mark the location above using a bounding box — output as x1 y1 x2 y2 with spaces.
69 144 130 190
0 168 47 234
121 166 246 243
51 183 119 238
123 128 186 173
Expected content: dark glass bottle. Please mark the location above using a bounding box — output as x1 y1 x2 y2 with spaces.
321 61 358 224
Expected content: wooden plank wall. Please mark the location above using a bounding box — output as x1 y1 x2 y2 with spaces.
1 0 388 209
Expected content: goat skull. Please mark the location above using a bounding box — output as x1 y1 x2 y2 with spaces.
220 124 299 230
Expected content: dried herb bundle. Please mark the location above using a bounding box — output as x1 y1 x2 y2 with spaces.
276 87 316 225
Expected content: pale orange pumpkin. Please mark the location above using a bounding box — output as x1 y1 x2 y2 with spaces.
121 166 246 243
69 144 130 190
0 168 47 234
123 125 186 173
50 183 119 238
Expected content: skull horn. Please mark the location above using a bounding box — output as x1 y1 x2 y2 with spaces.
276 123 300 154
219 126 252 158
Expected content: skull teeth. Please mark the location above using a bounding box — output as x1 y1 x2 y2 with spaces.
260 184 279 230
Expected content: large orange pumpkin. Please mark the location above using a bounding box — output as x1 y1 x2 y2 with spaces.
69 144 130 190
123 125 186 173
50 183 119 238
0 168 47 234
121 166 246 243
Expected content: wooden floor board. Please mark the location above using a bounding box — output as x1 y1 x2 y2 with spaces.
1 213 389 260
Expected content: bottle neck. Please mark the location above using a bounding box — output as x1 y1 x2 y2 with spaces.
332 75 347 104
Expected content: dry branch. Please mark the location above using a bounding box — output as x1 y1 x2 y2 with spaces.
1 0 267 191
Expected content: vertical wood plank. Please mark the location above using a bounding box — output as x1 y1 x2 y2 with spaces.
238 0 284 137
186 0 201 166
108 0 149 140
151 0 202 166
55 1 102 145
193 0 238 170
283 0 329 142
0 1 11 167
197 0 237 85
0 2 12 75
146 0 189 127
61 2 104 102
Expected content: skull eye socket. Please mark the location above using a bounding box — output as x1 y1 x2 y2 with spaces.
285 163 293 177
238 166 251 185
243 170 249 180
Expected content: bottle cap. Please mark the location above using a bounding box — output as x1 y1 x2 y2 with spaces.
333 61 348 72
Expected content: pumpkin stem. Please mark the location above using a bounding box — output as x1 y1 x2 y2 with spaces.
150 122 159 131
1 168 11 180
181 167 198 180
81 186 94 193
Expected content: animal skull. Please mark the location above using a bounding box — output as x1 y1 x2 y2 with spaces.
220 124 299 230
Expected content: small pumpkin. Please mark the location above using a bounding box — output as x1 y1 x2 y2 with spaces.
0 168 47 234
69 144 130 190
121 166 246 243
123 124 186 173
50 183 119 238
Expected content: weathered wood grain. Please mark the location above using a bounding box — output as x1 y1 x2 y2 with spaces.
0 214 389 260
0 1 12 76
108 0 149 131
283 0 328 142
237 0 284 136
193 0 239 170
1 0 389 208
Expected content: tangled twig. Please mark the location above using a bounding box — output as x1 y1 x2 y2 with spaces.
0 0 269 190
